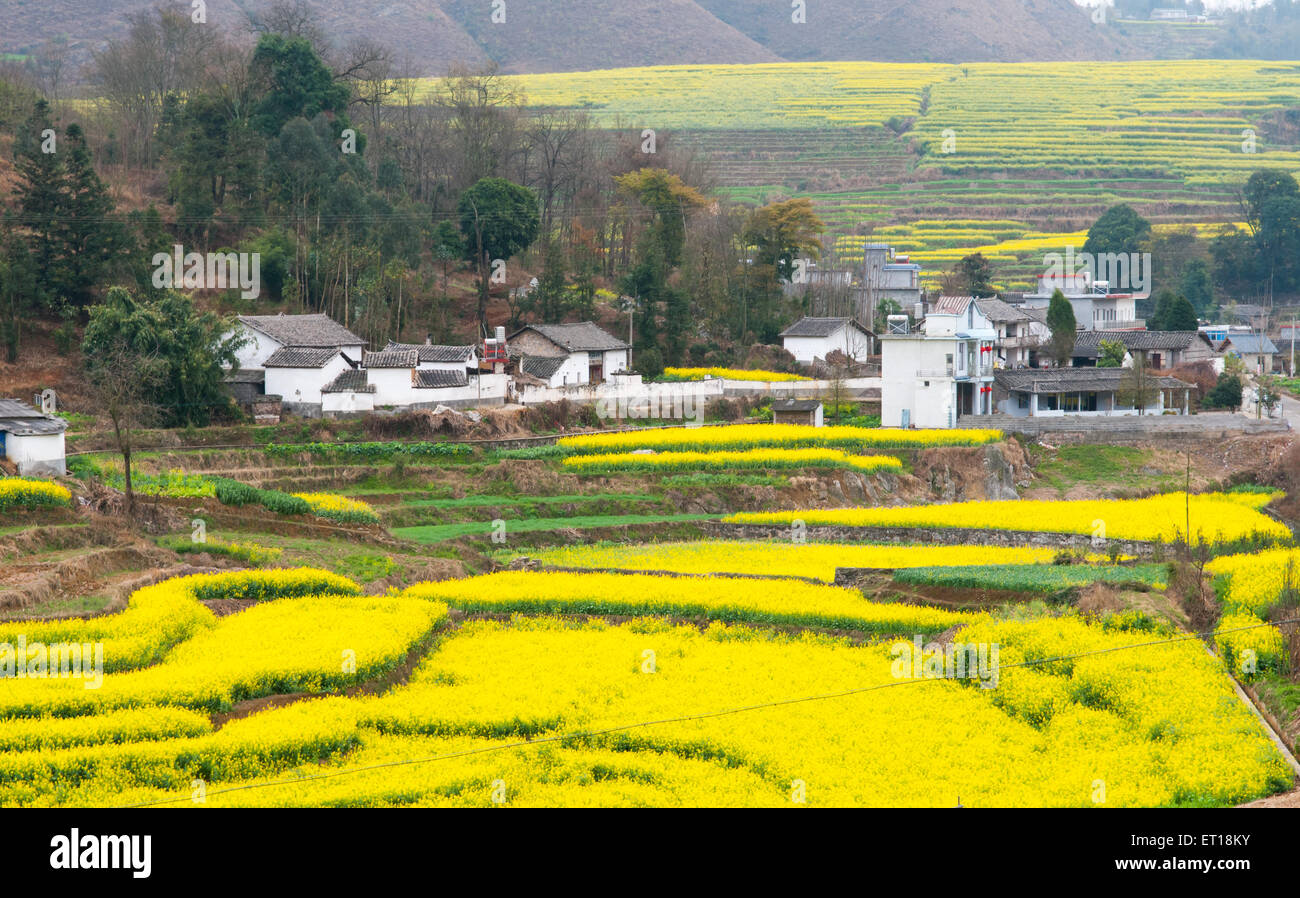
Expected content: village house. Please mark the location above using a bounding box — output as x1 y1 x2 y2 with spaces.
994 368 1194 418
880 296 997 428
1069 330 1216 369
383 340 479 375
779 317 875 365
506 322 630 386
263 347 359 417
0 399 67 476
1219 333 1279 374
227 314 367 394
974 298 1048 368
1018 272 1144 331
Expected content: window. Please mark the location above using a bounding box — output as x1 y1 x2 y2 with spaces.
1018 394 1030 410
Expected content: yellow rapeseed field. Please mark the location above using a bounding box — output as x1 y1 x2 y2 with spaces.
561 448 903 474
0 477 72 511
558 423 1002 454
524 540 1070 582
727 491 1288 545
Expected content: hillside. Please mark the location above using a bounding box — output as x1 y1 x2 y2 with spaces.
1 0 1156 76
697 0 1120 64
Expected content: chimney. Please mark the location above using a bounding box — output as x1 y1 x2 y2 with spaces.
496 326 506 343
425 333 432 346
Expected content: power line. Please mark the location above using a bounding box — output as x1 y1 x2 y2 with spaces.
117 614 1300 808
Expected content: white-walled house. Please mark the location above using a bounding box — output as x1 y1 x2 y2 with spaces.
779 317 874 365
880 297 997 428
230 314 366 372
994 369 1193 417
263 347 357 416
384 341 479 373
1020 272 1143 331
0 399 67 476
506 322 629 386
974 298 1048 368
363 349 422 407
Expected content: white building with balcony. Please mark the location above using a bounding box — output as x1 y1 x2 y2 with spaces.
1020 272 1143 331
881 296 997 429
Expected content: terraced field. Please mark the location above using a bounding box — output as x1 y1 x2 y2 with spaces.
4 421 1296 808
509 60 1300 285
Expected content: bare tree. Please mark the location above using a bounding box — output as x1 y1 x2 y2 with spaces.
89 8 214 167
433 64 523 191
245 0 329 55
84 341 164 519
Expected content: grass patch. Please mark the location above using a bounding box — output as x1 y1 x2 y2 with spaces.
893 563 1170 594
1030 446 1181 495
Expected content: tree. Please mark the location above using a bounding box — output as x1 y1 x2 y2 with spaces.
13 112 129 310
1046 289 1077 367
1097 339 1127 369
1204 373 1243 410
1117 352 1160 415
1163 294 1198 332
457 178 540 328
249 34 352 140
1180 258 1214 317
616 168 709 269
1083 204 1152 258
945 252 995 297
0 234 36 363
82 287 244 429
743 198 825 284
82 336 165 518
1241 169 1300 301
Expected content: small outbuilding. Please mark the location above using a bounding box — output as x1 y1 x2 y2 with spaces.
771 399 824 428
0 399 68 476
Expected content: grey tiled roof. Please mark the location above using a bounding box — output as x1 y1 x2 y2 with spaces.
414 369 470 389
519 356 567 380
975 298 1035 322
996 369 1194 395
0 399 66 435
263 346 346 369
321 370 375 394
773 400 823 412
385 342 477 363
1072 331 1196 357
930 296 975 315
223 369 266 384
511 322 629 352
1222 334 1278 354
363 349 419 369
238 314 364 348
779 317 871 338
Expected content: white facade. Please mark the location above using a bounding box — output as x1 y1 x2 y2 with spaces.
881 311 998 429
322 389 376 416
368 367 417 407
265 354 352 410
2 432 66 476
783 322 873 365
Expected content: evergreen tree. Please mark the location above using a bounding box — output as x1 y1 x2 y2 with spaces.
1046 289 1077 366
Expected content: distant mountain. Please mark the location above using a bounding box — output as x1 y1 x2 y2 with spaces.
0 0 1147 76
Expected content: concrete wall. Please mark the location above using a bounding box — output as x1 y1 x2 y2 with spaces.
322 390 375 417
4 432 66 476
882 338 957 428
